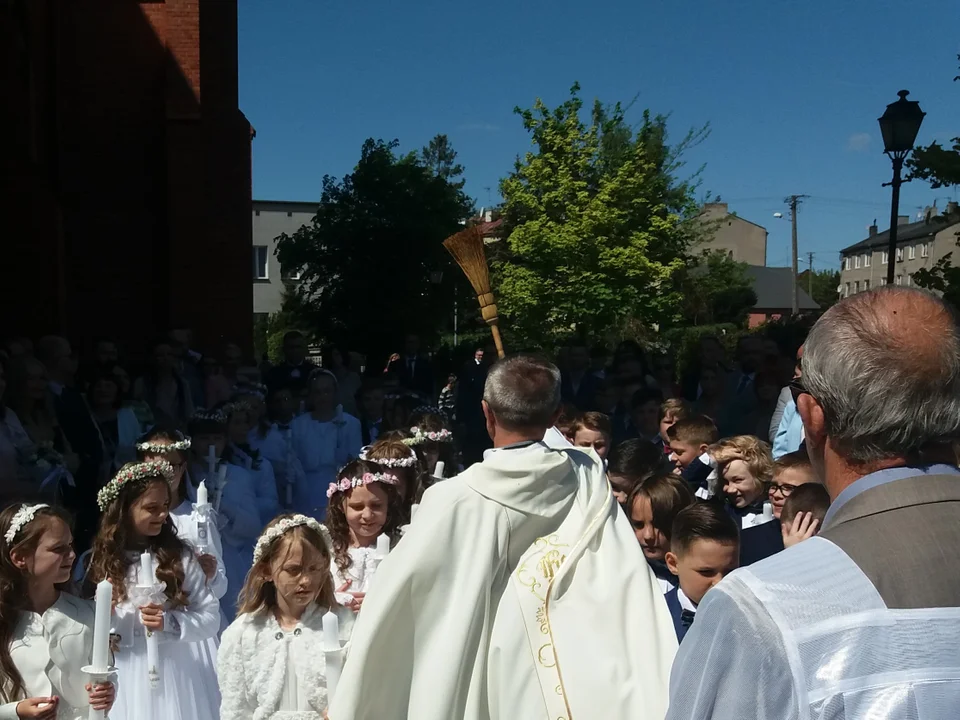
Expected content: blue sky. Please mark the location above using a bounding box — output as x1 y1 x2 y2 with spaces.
238 0 960 271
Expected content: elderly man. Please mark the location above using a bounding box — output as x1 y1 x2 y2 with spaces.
331 354 677 720
667 286 960 720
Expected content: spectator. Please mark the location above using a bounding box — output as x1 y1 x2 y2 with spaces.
570 411 612 460
357 378 386 445
168 327 205 408
693 366 730 433
627 473 695 593
668 286 960 720
738 371 781 438
659 398 691 452
651 353 683 399
134 338 194 427
768 448 818 520
560 340 601 410
772 345 805 458
323 344 361 417
456 347 490 466
86 368 140 471
630 388 665 447
387 334 434 398
205 342 244 408
0 358 36 501
779 483 830 549
264 331 315 397
681 335 727 401
438 373 457 423
607 439 673 505
112 364 152 430
590 344 609 379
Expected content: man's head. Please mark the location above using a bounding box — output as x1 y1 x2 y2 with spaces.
667 415 719 470
736 336 764 374
659 398 691 445
224 343 243 370
283 331 308 366
37 336 76 385
473 348 484 363
94 338 118 366
798 287 960 498
666 503 740 606
481 354 561 446
567 342 590 373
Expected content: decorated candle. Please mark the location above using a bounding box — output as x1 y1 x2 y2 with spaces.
434 461 445 479
375 533 391 559
91 580 113 671
762 502 774 521
140 551 156 586
197 480 209 507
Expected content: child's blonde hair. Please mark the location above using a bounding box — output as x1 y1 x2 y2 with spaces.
237 514 338 616
659 397 691 422
710 435 775 483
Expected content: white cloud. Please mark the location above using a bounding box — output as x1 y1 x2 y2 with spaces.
846 132 872 152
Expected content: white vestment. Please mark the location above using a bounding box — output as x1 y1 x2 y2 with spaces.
329 441 677 720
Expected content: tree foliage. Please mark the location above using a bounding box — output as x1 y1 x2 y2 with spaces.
906 55 960 189
677 251 757 327
494 84 708 348
275 138 474 360
797 268 840 311
421 134 465 185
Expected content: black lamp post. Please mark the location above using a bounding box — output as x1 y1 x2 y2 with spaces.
878 90 925 286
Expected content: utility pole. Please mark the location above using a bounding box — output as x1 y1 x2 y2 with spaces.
784 195 809 315
807 252 814 296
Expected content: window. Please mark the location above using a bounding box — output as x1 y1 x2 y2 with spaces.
895 274 903 286
255 210 261 217
854 281 860 293
854 256 861 269
906 274 913 287
882 251 888 265
908 245 916 260
844 257 851 271
921 242 929 258
844 282 850 297
863 279 870 291
281 266 303 281
287 211 293 217
880 277 887 286
253 246 268 280
896 247 904 262
864 253 871 268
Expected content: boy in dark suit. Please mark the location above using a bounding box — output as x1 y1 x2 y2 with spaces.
664 503 739 642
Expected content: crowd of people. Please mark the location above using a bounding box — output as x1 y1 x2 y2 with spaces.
0 284 957 719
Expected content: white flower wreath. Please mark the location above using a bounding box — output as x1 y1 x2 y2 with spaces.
97 459 175 511
359 445 418 467
253 515 332 563
402 426 454 446
4 503 49 545
135 437 192 454
191 408 227 424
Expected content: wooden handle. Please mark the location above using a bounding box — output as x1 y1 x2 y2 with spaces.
490 324 505 359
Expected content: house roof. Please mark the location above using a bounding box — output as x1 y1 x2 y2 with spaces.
253 199 319 213
746 266 820 311
840 216 960 255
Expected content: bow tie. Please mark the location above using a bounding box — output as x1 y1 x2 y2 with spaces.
680 609 696 628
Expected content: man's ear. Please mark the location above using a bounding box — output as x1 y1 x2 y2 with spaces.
665 551 679 576
797 393 825 445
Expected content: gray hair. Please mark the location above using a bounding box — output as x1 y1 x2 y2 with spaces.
802 286 960 463
482 354 561 431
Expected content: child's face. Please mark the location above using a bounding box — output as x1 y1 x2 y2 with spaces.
144 447 186 494
668 440 702 470
130 480 171 538
360 389 384 420
344 484 389 545
630 494 669 561
608 473 634 505
193 434 226 461
421 442 441 474
227 411 251 444
665 539 739 606
574 428 610 459
269 537 328 617
632 401 660 436
768 466 817 518
659 413 678 444
722 460 766 508
11 517 75 587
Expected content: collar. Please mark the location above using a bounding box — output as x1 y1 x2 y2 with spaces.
676 587 697 613
823 463 960 526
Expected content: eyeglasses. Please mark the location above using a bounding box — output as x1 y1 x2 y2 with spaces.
788 375 808 403
769 482 801 497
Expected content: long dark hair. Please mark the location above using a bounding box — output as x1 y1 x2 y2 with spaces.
325 460 404 577
0 504 73 703
88 468 189 608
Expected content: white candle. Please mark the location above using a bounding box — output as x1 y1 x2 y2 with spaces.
375 533 391 559
140 551 156 586
410 504 419 522
91 580 113 671
197 480 209 507
762 502 774 521
434 461 445 479
206 444 217 474
322 610 342 701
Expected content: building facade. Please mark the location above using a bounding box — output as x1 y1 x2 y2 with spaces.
252 200 317 315
839 204 960 298
698 202 768 266
1 0 253 357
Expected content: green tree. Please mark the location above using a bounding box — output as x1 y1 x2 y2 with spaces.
421 134 465 184
494 84 708 348
797 268 840 311
677 251 757 327
276 139 474 360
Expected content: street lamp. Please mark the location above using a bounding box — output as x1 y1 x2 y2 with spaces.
878 90 925 285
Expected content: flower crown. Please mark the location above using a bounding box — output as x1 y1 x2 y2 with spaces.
97 459 175 511
253 515 332 564
359 445 418 467
327 471 400 499
191 408 226 424
402 427 454 446
4 504 49 545
136 436 192 454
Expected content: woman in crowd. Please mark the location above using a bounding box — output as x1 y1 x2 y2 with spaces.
322 345 362 418
134 340 194 427
87 368 140 473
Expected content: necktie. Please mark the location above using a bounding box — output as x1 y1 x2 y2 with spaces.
680 610 696 628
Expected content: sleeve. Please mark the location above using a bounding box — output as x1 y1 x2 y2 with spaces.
665 576 800 720
162 554 221 644
768 387 791 443
219 470 263 543
205 521 229 600
0 702 19 720
253 459 280 525
772 400 798 459
329 484 506 720
217 623 254 720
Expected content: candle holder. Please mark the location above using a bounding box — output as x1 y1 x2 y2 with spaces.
129 583 166 690
80 665 117 720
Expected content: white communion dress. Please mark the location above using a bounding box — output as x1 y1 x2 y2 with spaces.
330 546 382 604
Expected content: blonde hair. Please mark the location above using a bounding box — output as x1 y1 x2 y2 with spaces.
710 435 775 484
236 514 338 617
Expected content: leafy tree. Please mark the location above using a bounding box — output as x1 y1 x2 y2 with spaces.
421 134 464 185
494 83 708 348
275 138 474 361
797 269 840 311
677 251 757 327
913 246 960 309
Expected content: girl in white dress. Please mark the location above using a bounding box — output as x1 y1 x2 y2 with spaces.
218 514 353 720
221 400 280 526
403 410 456 498
88 460 221 720
290 371 362 520
324 460 404 612
0 503 115 720
249 385 304 513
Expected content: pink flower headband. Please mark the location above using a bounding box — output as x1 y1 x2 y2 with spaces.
402 427 454 446
327 471 400 499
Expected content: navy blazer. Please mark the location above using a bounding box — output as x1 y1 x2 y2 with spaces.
739 518 785 566
664 587 694 642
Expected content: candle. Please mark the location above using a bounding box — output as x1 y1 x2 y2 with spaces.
762 502 774 521
206 444 217 474
91 580 113 671
140 551 156 586
197 480 209 507
375 533 391 559
322 610 342 701
434 461 445 479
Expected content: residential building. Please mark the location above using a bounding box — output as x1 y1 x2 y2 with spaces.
745 266 819 327
698 202 768 266
252 200 317 316
1 0 254 357
839 204 960 298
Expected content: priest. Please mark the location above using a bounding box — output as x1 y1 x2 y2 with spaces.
329 354 677 720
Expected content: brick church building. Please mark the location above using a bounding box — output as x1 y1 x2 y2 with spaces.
1 0 253 359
